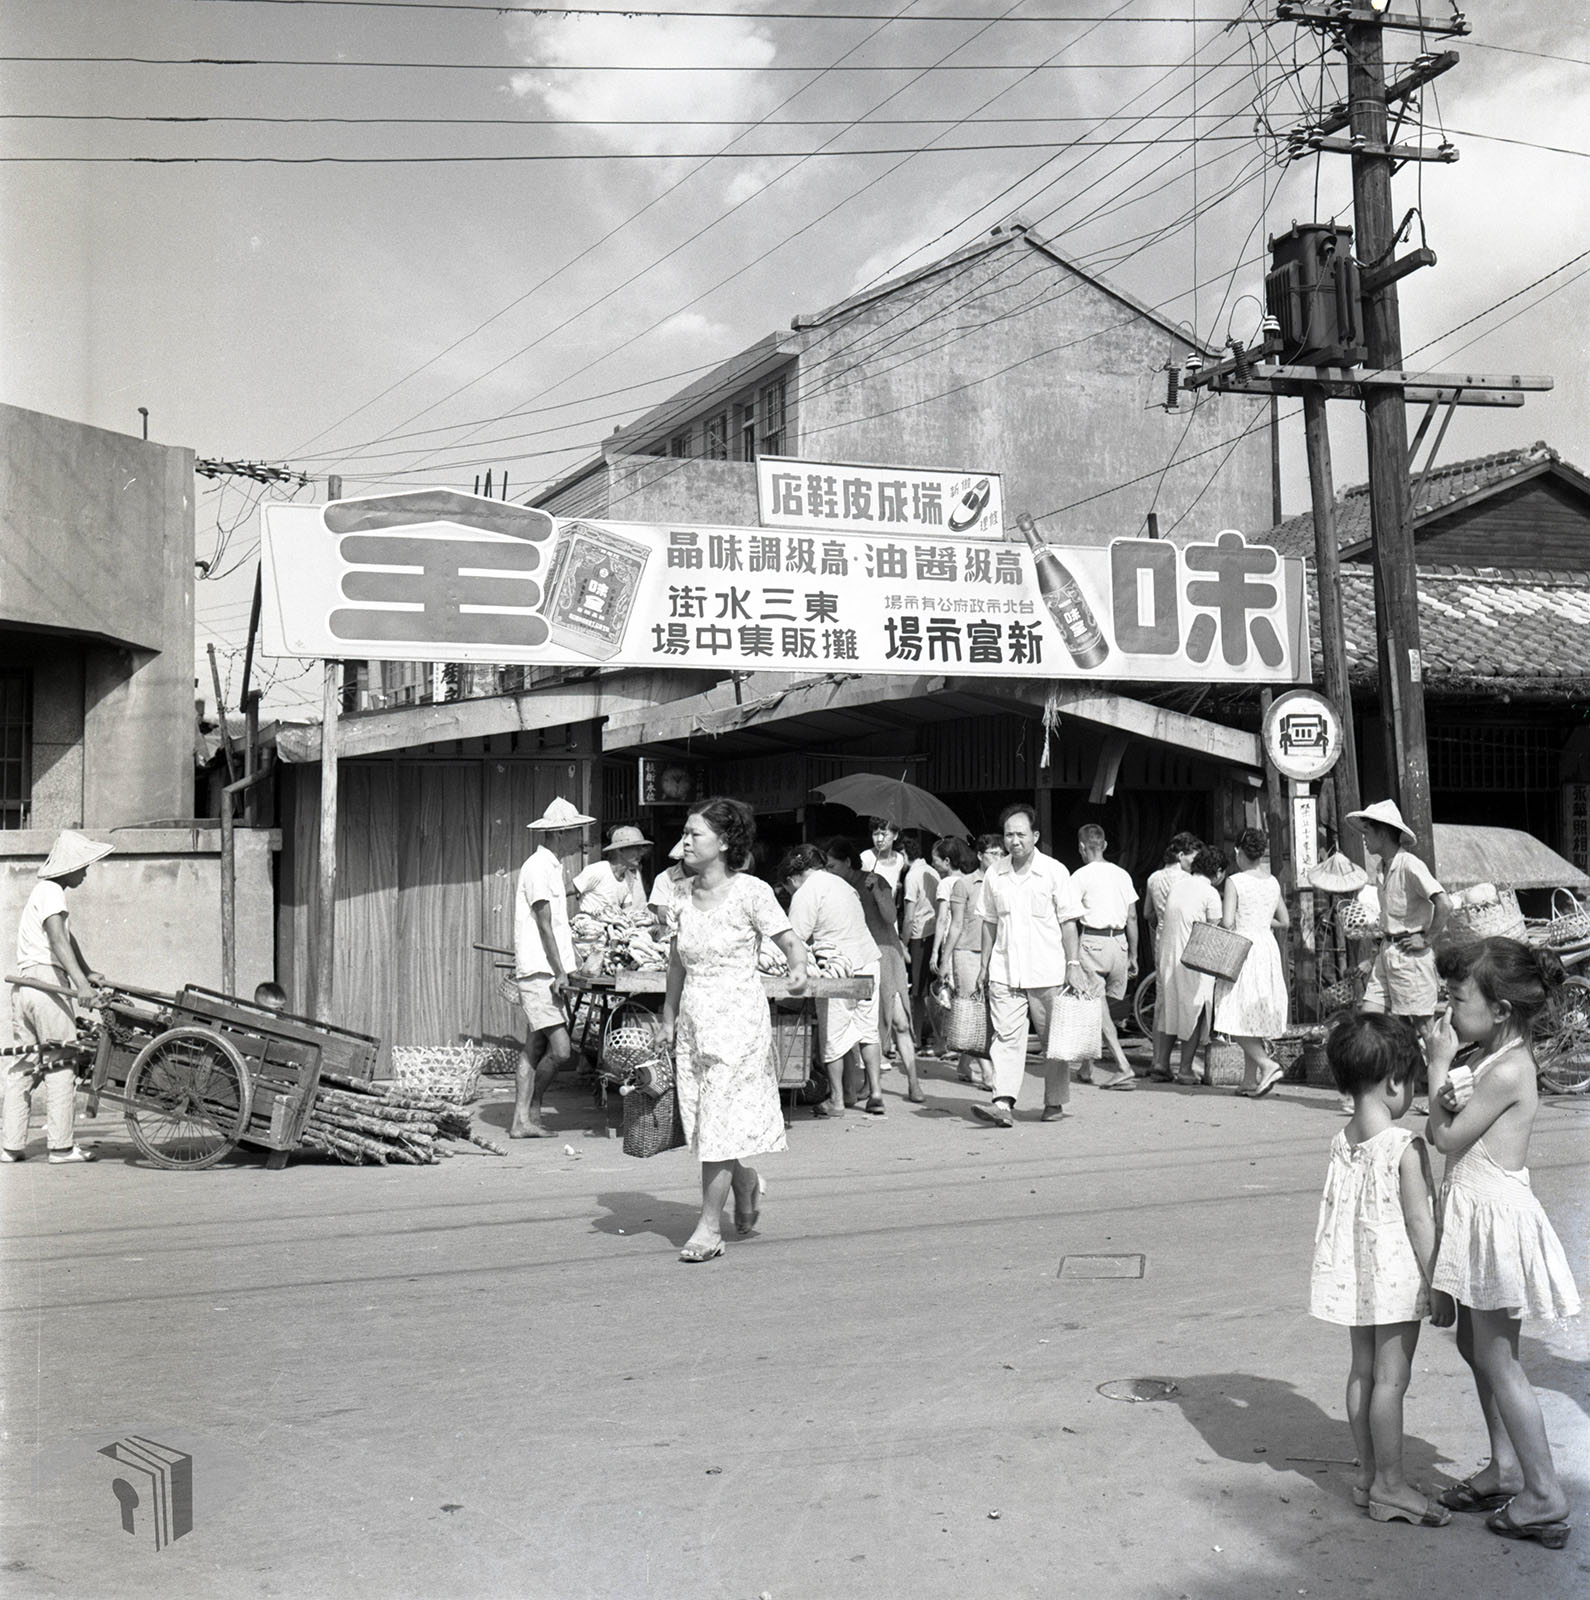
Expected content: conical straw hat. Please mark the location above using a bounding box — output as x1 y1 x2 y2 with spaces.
526 797 596 830
38 830 114 880
1308 850 1369 894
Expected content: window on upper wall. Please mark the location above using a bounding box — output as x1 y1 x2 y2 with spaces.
758 375 787 456
669 430 691 458
734 402 756 462
0 668 33 829
704 412 728 460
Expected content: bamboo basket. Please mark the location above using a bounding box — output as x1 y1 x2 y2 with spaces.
1180 921 1252 981
390 1045 484 1105
1447 884 1527 943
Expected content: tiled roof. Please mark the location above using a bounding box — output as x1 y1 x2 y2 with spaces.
1269 441 1586 559
1322 563 1590 690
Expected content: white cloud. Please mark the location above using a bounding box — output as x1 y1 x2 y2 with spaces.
653 309 734 346
506 9 781 160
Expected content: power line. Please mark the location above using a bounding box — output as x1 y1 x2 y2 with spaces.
185 1 1225 19
0 138 1260 165
0 55 1243 72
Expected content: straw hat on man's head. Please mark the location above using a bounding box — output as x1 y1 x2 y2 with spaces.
1346 799 1417 848
526 797 596 832
602 825 651 854
38 830 114 880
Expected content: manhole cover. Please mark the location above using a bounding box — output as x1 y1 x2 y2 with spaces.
1097 1378 1179 1403
1058 1254 1145 1280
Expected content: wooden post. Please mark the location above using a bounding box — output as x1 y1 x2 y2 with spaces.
1302 391 1365 865
1348 18 1436 872
312 473 344 1020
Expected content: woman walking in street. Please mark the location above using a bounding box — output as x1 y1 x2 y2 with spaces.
825 838 921 1101
662 799 808 1263
1215 828 1291 1098
1152 845 1225 1085
936 834 1000 1089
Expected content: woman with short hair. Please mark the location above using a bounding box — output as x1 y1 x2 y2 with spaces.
662 799 808 1263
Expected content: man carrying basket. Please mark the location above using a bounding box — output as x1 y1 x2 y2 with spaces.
972 804 1088 1127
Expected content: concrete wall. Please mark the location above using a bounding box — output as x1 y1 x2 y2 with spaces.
0 405 196 825
605 455 759 525
795 239 1275 546
0 828 276 1046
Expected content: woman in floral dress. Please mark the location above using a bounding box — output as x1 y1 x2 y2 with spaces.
662 798 808 1263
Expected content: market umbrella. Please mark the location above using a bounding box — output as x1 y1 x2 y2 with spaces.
810 774 970 838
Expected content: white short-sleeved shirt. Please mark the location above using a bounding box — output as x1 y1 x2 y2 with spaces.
515 846 576 978
903 860 940 940
1072 860 1138 932
1146 862 1183 926
861 850 906 894
789 871 880 973
573 859 647 919
980 851 1082 990
1376 850 1445 935
17 879 70 969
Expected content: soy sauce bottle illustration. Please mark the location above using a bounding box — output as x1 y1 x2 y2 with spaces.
1015 512 1110 669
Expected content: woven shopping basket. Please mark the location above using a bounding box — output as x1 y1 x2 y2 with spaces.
1180 921 1252 982
390 1045 484 1105
1546 887 1590 948
1046 987 1102 1062
1447 883 1527 943
945 990 989 1055
601 999 674 1093
621 1082 686 1158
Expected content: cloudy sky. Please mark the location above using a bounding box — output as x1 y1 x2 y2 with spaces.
3 0 1586 715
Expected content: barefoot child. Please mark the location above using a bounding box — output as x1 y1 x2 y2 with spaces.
1426 938 1580 1550
1310 1013 1455 1526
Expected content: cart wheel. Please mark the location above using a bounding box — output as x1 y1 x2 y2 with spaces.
1132 973 1158 1037
123 1027 253 1169
1537 976 1590 1096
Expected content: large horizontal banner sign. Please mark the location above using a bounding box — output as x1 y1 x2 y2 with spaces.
756 455 1004 539
260 490 1309 685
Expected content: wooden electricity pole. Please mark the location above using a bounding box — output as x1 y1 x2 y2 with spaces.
1345 15 1434 866
311 473 343 1020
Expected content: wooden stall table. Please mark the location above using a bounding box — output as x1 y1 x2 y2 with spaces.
566 971 874 1121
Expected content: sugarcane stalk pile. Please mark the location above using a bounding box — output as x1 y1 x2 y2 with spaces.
300 1070 507 1165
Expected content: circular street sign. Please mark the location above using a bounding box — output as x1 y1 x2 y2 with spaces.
1263 689 1343 783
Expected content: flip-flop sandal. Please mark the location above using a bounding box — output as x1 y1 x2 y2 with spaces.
733 1173 766 1237
1251 1068 1285 1099
1438 1478 1513 1514
864 1097 887 1116
1486 1504 1571 1548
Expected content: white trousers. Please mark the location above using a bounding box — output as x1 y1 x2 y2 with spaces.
3 1058 77 1152
987 979 1070 1108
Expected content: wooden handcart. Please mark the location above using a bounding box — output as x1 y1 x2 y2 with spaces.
8 974 379 1170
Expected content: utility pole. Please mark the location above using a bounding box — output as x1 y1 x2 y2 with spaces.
312 473 344 1021
1345 13 1432 862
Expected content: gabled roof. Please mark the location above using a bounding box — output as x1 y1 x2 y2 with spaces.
1268 441 1590 560
1322 562 1590 692
792 222 1220 358
579 222 1217 470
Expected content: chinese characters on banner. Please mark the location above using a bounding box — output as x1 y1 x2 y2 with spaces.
260 494 1308 687
755 456 1004 539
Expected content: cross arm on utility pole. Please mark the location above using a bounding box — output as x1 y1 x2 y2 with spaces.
1277 3 1469 34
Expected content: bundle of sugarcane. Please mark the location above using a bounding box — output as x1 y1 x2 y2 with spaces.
303 1070 508 1164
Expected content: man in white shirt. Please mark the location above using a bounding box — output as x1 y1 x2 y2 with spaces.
574 824 651 919
510 797 592 1139
1072 824 1140 1091
3 830 111 1164
974 803 1085 1127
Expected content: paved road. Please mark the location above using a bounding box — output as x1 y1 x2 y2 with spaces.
2 1062 1586 1599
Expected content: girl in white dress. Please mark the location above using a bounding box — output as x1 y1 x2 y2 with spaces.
1425 938 1579 1550
1214 828 1291 1098
1311 1013 1453 1527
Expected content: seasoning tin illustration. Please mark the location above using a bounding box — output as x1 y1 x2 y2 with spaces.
540 520 650 661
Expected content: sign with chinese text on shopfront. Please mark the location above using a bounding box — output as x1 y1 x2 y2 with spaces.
259 491 1309 685
756 455 1004 539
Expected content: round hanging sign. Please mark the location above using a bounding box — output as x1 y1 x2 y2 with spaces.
1262 689 1343 783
